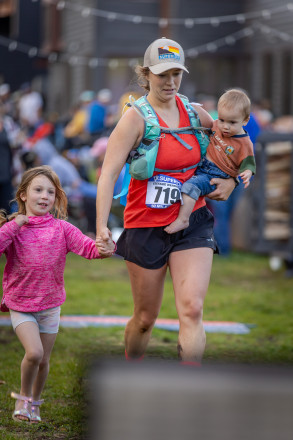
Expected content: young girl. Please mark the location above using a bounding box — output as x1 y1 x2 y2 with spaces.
0 165 115 424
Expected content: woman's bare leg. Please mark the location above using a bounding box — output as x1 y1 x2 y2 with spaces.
169 247 213 363
124 261 167 358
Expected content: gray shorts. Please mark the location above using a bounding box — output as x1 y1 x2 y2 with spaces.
9 306 61 334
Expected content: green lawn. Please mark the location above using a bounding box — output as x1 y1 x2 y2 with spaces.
0 251 292 439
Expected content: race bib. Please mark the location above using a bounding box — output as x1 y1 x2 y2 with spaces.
146 174 182 209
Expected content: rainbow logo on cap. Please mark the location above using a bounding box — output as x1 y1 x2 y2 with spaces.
158 45 180 60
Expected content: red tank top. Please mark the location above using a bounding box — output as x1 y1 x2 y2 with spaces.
124 95 206 228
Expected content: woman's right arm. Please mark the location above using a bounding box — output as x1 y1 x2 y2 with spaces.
95 108 143 254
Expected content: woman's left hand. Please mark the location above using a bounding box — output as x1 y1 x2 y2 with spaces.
207 177 236 201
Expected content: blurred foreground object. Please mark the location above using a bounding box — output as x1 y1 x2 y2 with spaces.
88 360 293 440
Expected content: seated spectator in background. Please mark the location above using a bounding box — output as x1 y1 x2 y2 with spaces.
252 99 274 132
272 115 293 133
0 83 15 118
0 115 14 213
86 89 109 136
196 94 218 120
18 82 43 132
63 91 95 149
116 88 142 123
89 136 125 196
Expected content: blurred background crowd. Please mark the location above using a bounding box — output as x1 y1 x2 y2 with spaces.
0 82 139 237
0 80 292 244
0 0 293 273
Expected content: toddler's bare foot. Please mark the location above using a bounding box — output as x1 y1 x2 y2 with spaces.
164 218 189 234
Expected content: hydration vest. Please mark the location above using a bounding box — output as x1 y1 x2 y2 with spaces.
114 94 211 205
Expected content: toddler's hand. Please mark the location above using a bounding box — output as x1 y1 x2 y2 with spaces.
239 170 252 188
15 215 29 227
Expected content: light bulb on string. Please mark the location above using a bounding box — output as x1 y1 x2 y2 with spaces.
48 52 58 63
28 47 38 57
107 12 117 21
184 19 194 28
8 41 17 51
128 58 138 68
210 18 220 27
187 48 199 57
206 43 217 52
159 18 168 28
89 58 99 68
243 28 254 37
69 56 79 66
236 14 246 24
81 8 91 18
225 36 236 45
280 32 291 41
262 10 271 19
132 16 142 24
56 1 65 11
108 59 119 69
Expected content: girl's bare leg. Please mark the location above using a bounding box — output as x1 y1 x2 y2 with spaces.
32 332 57 401
15 322 44 398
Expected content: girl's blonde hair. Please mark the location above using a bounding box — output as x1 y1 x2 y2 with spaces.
0 166 68 227
218 88 251 120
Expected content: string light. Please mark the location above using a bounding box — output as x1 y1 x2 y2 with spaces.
56 1 65 11
262 10 272 19
107 12 117 21
158 18 168 28
210 18 220 27
48 52 58 63
35 0 293 28
1 21 292 68
28 47 38 57
236 14 246 24
184 19 194 29
108 59 119 69
89 58 99 68
81 8 91 18
225 36 236 45
8 41 18 51
132 16 142 24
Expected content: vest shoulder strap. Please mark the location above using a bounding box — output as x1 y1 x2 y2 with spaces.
133 95 161 141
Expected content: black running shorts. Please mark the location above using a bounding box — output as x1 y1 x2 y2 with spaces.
116 206 218 269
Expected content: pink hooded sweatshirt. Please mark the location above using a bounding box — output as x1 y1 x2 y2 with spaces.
0 213 101 312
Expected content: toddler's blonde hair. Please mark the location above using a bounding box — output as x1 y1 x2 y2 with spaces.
218 88 251 120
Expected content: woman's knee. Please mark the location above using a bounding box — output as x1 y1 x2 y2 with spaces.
134 310 158 333
182 298 204 322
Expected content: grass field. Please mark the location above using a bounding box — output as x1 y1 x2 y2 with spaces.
0 251 292 439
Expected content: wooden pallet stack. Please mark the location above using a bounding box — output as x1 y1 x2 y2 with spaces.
264 141 292 241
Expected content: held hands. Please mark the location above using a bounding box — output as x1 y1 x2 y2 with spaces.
239 170 252 188
95 228 116 258
15 215 29 227
207 177 236 201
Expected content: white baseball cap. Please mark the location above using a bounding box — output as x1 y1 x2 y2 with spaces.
143 37 188 74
